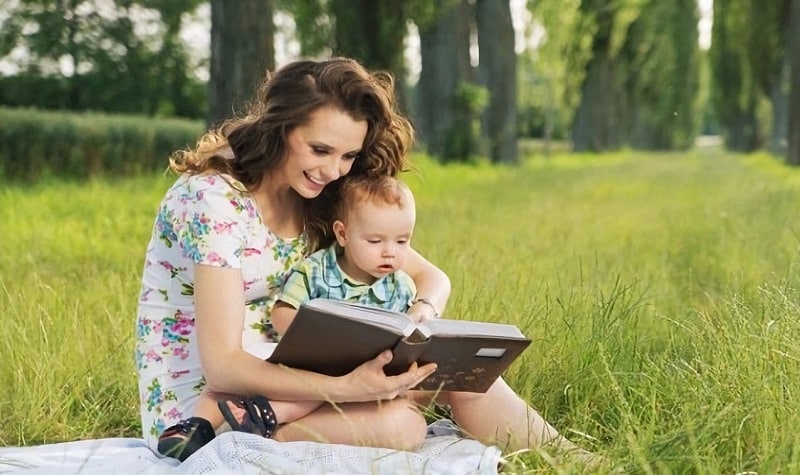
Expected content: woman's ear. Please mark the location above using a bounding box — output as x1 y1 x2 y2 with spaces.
332 220 347 247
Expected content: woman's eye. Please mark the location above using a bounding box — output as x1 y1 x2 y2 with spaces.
343 153 359 161
312 147 328 155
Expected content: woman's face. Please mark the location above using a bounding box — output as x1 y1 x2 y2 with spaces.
281 106 368 199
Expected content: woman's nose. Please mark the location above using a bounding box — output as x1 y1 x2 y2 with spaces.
321 158 342 181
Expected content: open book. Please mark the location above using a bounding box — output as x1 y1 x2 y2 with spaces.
267 298 532 393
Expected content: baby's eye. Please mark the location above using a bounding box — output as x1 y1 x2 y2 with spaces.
397 239 409 245
367 239 381 244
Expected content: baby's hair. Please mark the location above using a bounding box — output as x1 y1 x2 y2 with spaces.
334 175 413 222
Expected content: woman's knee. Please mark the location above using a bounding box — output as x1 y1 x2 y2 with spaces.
378 399 428 450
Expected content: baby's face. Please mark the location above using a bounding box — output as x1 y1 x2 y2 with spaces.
339 200 415 283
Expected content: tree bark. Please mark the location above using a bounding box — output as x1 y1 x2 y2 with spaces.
208 0 275 127
476 0 518 163
571 0 621 152
330 0 409 111
416 0 473 160
769 56 789 156
788 0 800 165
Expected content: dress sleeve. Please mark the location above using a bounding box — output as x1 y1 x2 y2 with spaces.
173 174 254 268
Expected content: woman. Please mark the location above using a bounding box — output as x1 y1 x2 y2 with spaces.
135 57 590 462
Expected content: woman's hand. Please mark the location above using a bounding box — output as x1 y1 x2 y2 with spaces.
339 350 437 402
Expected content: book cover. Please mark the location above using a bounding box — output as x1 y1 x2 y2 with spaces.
267 298 532 393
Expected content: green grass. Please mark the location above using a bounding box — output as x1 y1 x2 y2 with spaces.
3 150 800 473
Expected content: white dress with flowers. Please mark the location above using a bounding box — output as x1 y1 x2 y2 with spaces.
135 173 306 451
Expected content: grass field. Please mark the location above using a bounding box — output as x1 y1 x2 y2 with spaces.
2 149 800 473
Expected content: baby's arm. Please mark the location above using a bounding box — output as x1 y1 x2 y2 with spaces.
403 248 450 323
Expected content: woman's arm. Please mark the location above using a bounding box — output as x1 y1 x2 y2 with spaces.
194 264 435 403
402 248 451 322
270 301 298 335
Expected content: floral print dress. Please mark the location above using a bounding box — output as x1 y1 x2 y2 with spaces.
135 173 306 451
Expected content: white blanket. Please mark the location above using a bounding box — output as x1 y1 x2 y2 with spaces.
0 420 502 474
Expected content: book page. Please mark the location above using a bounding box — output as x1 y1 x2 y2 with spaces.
420 318 527 339
305 299 416 336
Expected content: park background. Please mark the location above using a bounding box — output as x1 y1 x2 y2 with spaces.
2 0 800 473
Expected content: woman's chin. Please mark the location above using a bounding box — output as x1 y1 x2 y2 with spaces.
296 184 324 199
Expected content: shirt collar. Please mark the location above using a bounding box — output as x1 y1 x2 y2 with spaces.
320 245 397 304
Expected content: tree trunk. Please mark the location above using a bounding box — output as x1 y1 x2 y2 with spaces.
788 0 800 165
208 0 275 127
330 0 409 111
416 0 473 160
572 57 622 152
571 0 621 152
476 0 518 164
770 56 789 155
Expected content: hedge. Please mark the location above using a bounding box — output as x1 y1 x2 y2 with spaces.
0 107 204 181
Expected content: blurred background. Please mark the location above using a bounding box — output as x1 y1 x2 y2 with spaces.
0 0 798 173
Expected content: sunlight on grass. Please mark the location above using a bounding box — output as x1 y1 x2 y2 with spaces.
3 151 800 472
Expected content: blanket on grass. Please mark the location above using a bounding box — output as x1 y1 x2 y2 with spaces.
0 420 502 475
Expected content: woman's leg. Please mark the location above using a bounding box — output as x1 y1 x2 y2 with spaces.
414 377 586 453
274 398 428 451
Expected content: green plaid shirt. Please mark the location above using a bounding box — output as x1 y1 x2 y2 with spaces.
277 245 416 313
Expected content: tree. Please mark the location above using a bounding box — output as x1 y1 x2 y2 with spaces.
330 0 409 108
0 0 206 117
522 0 585 149
788 0 800 165
709 0 763 151
476 0 518 163
617 0 700 150
208 0 275 126
571 0 623 152
744 0 792 155
142 0 207 118
415 0 475 161
280 0 418 111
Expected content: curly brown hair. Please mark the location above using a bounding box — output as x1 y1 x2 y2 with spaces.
169 57 414 251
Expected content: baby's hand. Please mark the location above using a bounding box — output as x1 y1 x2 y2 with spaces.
407 299 437 324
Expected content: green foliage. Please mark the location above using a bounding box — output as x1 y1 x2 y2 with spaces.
277 0 331 56
443 82 489 162
4 150 800 473
0 0 207 119
0 107 203 181
708 0 785 152
534 0 702 151
618 0 700 150
527 0 587 130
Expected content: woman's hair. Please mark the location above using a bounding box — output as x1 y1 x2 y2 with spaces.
333 175 414 224
169 57 415 250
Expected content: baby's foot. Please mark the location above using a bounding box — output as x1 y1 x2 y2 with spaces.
222 400 248 426
217 396 279 438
